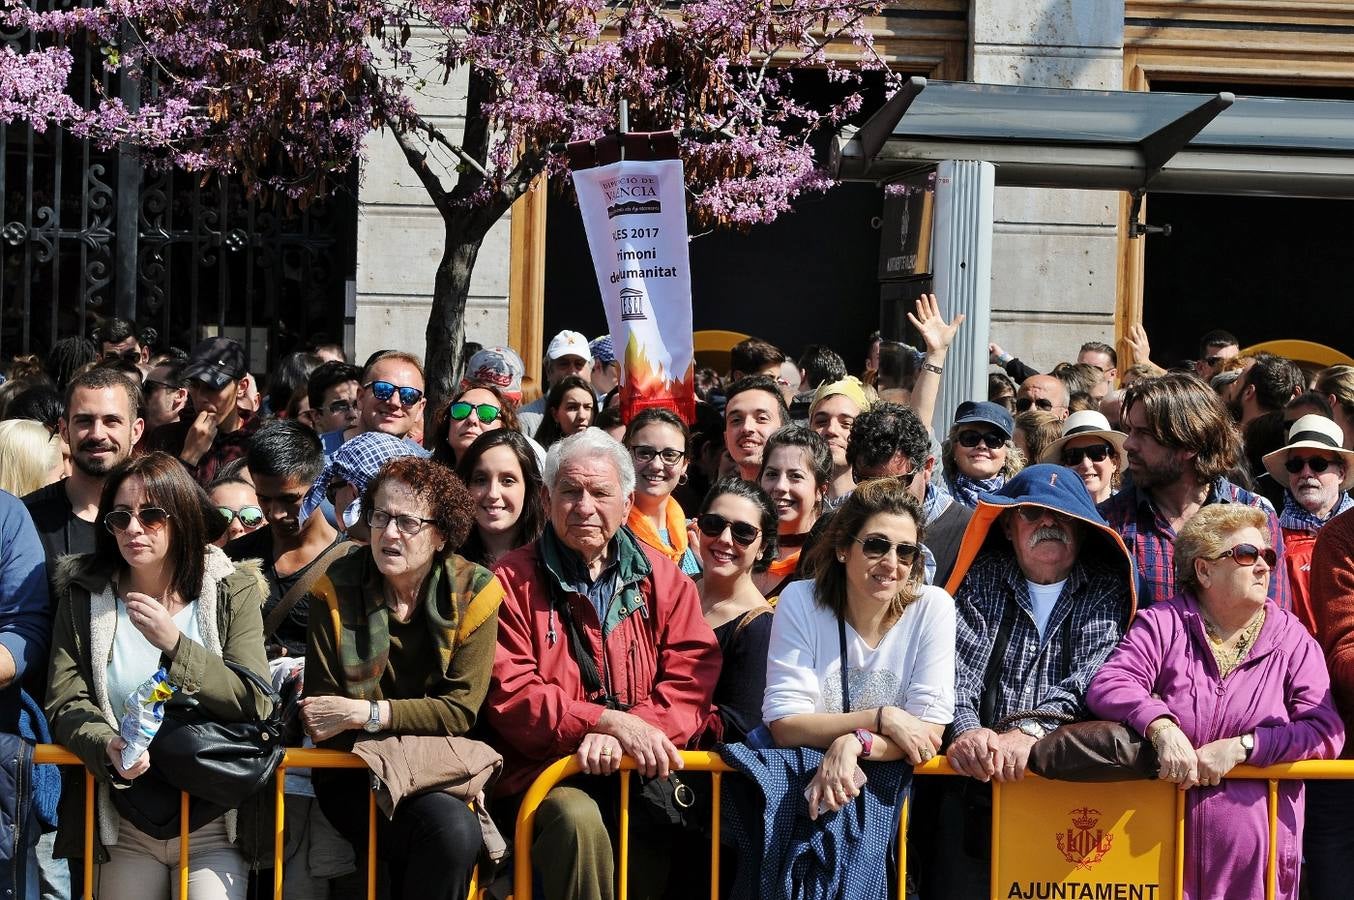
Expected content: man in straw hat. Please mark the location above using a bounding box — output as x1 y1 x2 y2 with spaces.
1262 414 1354 636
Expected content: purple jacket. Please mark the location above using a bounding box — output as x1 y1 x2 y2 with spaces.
1086 594 1343 900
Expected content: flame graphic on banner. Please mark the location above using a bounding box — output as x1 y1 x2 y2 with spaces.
622 333 695 422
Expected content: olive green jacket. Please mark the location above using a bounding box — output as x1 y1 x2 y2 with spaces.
44 546 273 864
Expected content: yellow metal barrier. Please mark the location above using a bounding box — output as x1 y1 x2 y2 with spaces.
32 744 481 900
512 752 1354 900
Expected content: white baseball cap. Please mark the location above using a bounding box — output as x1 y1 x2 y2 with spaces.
547 330 590 362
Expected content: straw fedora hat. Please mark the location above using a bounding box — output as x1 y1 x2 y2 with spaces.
1039 410 1127 468
1262 414 1354 492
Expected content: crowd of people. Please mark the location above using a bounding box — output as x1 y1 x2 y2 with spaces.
0 309 1352 900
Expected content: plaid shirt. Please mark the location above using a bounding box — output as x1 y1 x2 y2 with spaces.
1098 477 1290 609
951 550 1130 735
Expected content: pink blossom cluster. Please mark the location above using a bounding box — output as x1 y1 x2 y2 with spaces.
5 0 889 221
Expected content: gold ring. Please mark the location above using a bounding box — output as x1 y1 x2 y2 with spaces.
600 748 614 756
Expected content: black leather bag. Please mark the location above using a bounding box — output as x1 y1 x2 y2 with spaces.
1027 720 1158 782
149 660 285 809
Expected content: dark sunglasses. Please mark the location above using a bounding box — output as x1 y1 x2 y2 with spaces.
218 505 265 528
1014 505 1073 526
104 507 171 533
1061 444 1114 466
1203 355 1226 368
957 430 1006 450
449 401 502 424
326 479 350 505
1284 455 1336 475
1210 542 1277 568
364 380 424 407
855 536 920 563
696 513 761 548
1015 397 1055 413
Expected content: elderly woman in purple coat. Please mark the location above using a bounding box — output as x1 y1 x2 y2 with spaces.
1087 504 1343 900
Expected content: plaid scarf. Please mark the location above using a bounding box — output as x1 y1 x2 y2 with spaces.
946 472 1006 510
1279 490 1354 534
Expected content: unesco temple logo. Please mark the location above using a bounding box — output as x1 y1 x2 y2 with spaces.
1056 807 1113 869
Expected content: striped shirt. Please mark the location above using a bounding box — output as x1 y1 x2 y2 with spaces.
1098 476 1290 609
951 551 1131 735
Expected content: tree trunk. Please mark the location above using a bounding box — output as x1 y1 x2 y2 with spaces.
423 209 491 420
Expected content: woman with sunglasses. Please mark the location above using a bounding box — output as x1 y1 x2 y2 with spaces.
623 408 701 576
1039 410 1127 504
763 477 955 818
431 381 521 468
302 456 501 900
455 429 547 567
1088 503 1342 900
206 476 266 547
754 426 832 597
45 452 273 898
532 375 595 447
942 400 1023 509
695 478 778 743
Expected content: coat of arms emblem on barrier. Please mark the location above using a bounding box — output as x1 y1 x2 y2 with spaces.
1056 806 1113 868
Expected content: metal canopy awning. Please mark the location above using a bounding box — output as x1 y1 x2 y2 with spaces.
830 78 1354 199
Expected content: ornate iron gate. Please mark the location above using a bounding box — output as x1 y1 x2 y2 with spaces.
1 6 356 369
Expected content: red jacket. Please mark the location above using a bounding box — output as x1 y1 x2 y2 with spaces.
1282 527 1318 636
485 529 720 796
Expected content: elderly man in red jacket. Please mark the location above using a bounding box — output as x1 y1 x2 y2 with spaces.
485 429 720 900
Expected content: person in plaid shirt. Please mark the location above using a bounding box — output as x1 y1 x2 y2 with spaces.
921 464 1136 900
1099 372 1291 609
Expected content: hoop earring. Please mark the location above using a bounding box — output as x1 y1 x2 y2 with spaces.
678 473 688 485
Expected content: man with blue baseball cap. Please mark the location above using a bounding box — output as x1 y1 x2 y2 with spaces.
300 432 424 544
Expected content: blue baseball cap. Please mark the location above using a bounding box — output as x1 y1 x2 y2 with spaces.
953 400 1014 440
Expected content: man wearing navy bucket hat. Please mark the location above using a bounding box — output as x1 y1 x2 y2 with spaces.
923 464 1137 899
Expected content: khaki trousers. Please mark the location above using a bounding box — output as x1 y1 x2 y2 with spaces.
94 814 248 900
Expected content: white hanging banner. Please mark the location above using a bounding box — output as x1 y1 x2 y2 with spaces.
572 157 695 423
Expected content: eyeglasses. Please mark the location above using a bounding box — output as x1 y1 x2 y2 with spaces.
1061 444 1114 466
696 513 761 548
1014 506 1074 526
323 399 354 416
1015 397 1055 413
854 536 920 563
218 506 265 528
142 379 180 395
104 507 171 533
1210 542 1277 568
364 381 424 407
366 508 437 536
632 445 686 466
1284 455 1336 475
449 401 502 425
957 430 1006 450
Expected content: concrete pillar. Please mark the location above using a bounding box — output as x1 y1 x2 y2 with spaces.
970 0 1124 375
933 160 995 427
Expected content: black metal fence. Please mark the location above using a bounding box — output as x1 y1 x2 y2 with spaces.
0 3 356 369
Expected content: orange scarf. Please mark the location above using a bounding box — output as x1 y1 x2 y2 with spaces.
627 497 689 566
765 549 802 580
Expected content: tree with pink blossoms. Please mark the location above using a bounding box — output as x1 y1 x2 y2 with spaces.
1 0 895 407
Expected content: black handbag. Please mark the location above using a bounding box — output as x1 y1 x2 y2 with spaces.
149 659 285 809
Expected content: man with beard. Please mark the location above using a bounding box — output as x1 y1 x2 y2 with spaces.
1099 372 1290 608
24 367 143 562
224 420 348 658
723 375 790 481
925 464 1136 899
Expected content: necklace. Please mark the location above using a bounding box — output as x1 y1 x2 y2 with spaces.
1202 606 1266 677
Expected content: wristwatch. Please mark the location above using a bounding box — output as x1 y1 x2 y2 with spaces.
1239 733 1255 759
364 701 381 734
853 728 875 757
1016 721 1046 740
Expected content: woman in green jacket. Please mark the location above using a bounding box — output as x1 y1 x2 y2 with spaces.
45 452 272 900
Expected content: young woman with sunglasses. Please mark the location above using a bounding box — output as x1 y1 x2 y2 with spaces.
695 478 778 743
430 381 521 468
942 401 1023 509
532 375 595 448
755 426 832 597
206 476 265 547
1088 503 1341 900
763 477 955 819
454 429 546 567
1039 410 1127 504
45 452 273 898
623 408 701 576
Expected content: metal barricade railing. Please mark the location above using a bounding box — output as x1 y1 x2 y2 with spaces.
33 744 481 900
512 751 1354 900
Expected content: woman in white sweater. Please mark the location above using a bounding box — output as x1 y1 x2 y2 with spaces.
764 476 956 819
